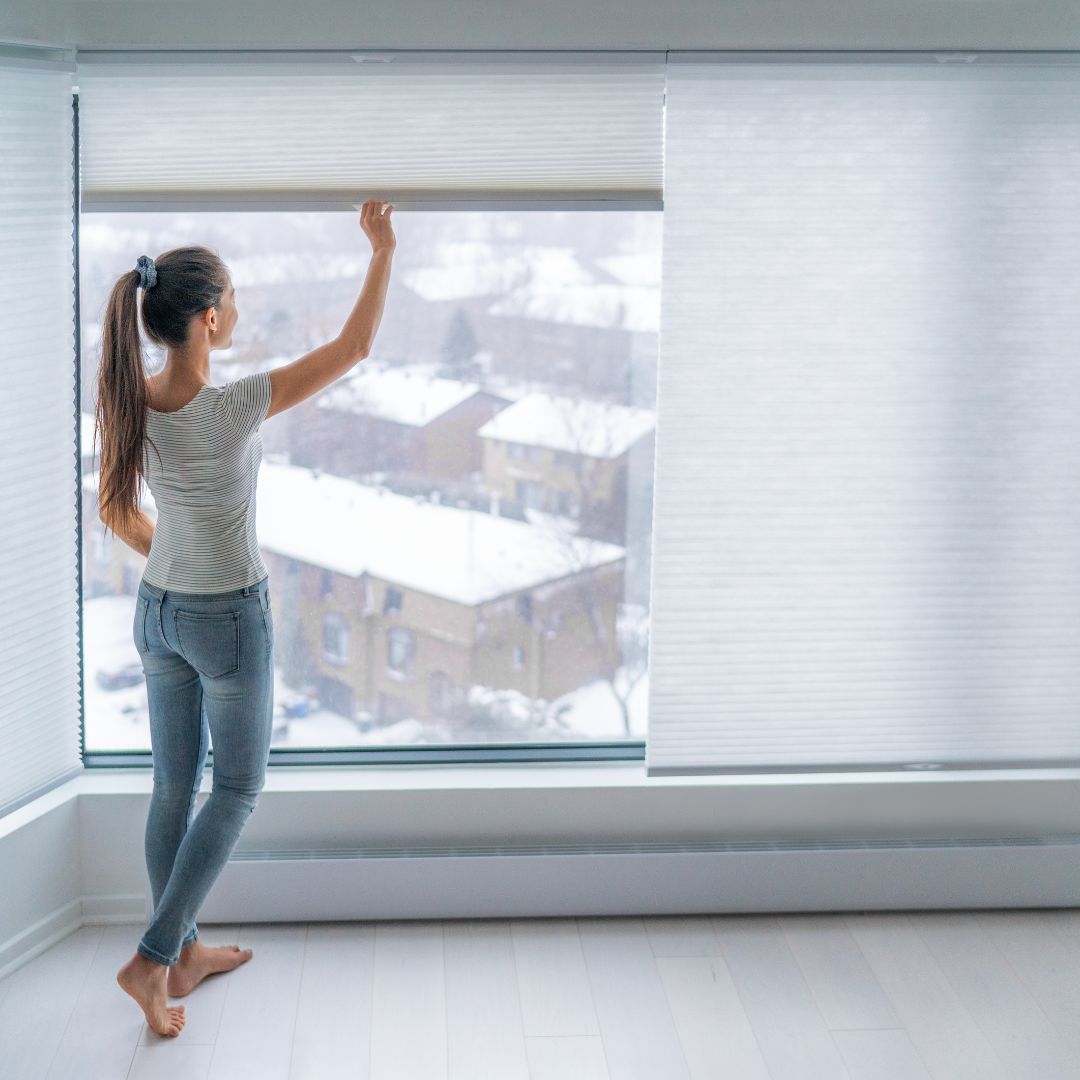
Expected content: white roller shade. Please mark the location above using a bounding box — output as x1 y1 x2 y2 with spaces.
74 50 665 211
649 56 1080 776
0 53 83 815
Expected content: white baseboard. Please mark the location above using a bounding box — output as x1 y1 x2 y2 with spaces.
195 836 1080 922
80 891 148 924
0 893 145 983
0 900 83 983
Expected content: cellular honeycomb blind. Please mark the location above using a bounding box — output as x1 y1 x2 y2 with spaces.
648 56 1080 776
0 53 83 815
74 50 665 211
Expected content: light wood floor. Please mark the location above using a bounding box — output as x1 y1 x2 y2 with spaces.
1 909 1078 1078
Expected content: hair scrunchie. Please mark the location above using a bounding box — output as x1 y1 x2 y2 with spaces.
134 254 157 290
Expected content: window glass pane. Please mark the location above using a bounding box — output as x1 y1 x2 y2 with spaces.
80 210 659 750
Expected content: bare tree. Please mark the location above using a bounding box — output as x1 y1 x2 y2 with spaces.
529 398 650 736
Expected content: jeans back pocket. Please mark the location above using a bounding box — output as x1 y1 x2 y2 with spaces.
175 610 241 678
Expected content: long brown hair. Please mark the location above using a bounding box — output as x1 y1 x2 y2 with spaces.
94 245 230 538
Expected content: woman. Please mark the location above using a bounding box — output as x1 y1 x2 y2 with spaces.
95 200 396 1037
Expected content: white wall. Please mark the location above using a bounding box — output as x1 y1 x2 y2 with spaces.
4 0 1080 51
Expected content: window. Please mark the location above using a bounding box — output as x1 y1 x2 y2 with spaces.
514 479 546 510
511 645 525 672
79 206 659 757
322 613 349 664
387 627 415 677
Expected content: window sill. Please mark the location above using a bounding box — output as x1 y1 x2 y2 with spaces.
70 760 1080 795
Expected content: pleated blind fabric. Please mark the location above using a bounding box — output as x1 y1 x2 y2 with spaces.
0 56 83 815
74 51 666 211
648 57 1080 776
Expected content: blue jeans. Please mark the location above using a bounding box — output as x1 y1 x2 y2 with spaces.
132 573 274 966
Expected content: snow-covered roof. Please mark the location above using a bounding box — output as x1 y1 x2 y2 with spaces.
88 464 624 605
255 464 623 605
476 392 655 459
313 360 482 428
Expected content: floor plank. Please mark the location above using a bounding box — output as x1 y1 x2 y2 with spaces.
914 911 1078 1078
205 923 307 1080
780 913 901 1031
975 910 1080 1062
712 913 852 1080
368 919 447 1080
288 921 375 1080
832 1029 934 1080
524 1035 611 1079
656 954 771 1079
844 912 1010 1080
577 916 692 1080
444 918 530 1079
511 917 601 1038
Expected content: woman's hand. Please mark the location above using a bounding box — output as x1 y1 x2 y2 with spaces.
360 199 396 254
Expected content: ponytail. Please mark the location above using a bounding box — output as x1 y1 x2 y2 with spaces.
95 267 156 539
93 245 230 539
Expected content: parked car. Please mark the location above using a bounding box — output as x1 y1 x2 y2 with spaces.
96 662 144 691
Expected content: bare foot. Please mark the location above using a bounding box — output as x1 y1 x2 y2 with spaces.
116 953 186 1037
166 939 253 997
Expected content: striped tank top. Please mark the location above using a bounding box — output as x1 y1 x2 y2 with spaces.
140 369 273 593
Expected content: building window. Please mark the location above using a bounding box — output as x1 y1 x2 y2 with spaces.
517 594 533 623
515 479 545 510
383 586 403 615
322 612 349 663
507 441 526 459
387 626 415 676
319 568 334 598
511 645 525 671
362 578 375 615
